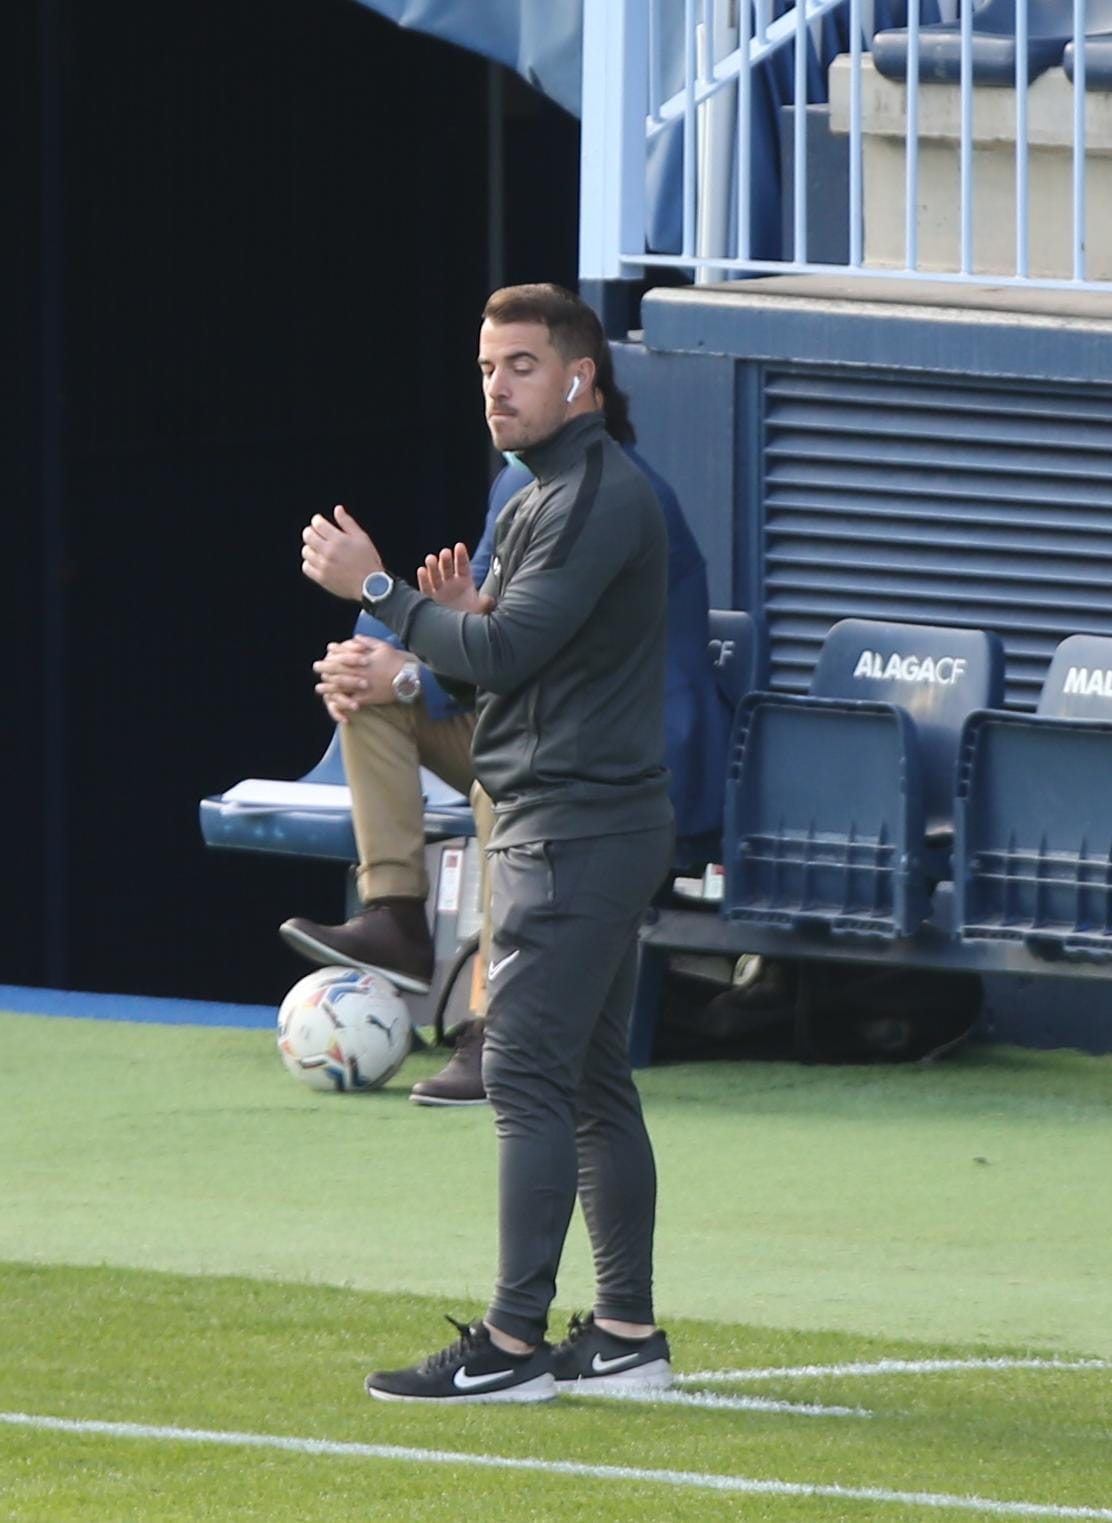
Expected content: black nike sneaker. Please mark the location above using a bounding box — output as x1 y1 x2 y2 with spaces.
550 1312 673 1393
364 1316 555 1404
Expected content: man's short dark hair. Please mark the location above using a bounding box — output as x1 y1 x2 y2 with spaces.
482 283 636 446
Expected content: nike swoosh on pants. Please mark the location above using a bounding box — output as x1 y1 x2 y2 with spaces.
487 948 521 981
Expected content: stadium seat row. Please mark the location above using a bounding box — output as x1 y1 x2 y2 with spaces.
202 611 1112 1065
726 620 1112 964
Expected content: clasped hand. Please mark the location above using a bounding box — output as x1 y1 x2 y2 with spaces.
313 637 407 725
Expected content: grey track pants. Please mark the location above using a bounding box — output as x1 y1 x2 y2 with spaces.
481 824 675 1345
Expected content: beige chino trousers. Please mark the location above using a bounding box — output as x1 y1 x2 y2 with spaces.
339 700 493 1011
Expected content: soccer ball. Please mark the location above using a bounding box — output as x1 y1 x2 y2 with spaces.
277 966 411 1093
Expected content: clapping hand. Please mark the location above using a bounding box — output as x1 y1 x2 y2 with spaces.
301 505 383 601
417 543 495 614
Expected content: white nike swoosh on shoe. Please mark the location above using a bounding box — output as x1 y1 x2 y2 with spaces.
590 1351 644 1375
453 1366 517 1391
487 949 521 981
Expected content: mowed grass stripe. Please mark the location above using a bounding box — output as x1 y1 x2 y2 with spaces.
3 1410 1111 1520
3 1263 1110 1523
3 1012 1111 1522
2 1011 1110 1349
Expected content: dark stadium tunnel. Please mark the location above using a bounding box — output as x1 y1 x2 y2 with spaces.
8 0 579 1005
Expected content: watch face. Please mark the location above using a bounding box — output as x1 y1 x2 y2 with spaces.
392 663 421 704
363 571 393 602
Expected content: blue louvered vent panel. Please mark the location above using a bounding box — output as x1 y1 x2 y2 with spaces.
761 368 1112 709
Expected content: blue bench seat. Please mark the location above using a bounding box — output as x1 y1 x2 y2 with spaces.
198 728 474 864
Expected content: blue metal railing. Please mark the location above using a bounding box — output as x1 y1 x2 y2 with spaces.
580 0 1108 292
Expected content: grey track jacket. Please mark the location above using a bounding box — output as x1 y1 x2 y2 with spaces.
370 411 673 849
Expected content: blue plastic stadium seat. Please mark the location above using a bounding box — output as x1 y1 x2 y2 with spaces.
724 618 1004 940
627 610 766 1069
199 727 350 862
673 608 767 872
1063 36 1112 84
708 608 764 712
956 634 1112 960
873 0 1112 84
198 724 474 866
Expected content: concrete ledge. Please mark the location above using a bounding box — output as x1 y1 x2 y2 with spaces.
830 55 1112 150
827 56 1112 279
641 278 1112 385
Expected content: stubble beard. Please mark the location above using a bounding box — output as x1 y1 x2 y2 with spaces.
488 408 564 455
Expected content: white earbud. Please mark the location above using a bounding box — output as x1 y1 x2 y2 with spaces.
565 374 582 404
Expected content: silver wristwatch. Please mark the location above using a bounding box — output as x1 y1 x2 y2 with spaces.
391 661 422 706
361 570 395 606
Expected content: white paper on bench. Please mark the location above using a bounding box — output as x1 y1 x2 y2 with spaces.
220 768 468 812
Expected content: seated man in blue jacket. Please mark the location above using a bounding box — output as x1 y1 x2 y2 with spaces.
281 367 728 1104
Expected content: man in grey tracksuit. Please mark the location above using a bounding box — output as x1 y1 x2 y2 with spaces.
301 284 675 1403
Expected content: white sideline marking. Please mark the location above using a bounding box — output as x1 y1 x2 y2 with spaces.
681 1357 1111 1385
4 1411 1112 1520
589 1387 873 1418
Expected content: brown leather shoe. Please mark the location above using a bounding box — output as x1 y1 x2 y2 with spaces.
279 898 434 993
409 1017 487 1106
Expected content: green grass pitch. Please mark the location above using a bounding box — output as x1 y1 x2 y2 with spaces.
0 1008 1109 1521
